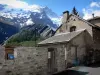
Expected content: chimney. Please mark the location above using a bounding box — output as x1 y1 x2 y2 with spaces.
92 13 94 18
62 11 69 23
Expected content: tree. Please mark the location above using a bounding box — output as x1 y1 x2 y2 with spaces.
72 7 78 15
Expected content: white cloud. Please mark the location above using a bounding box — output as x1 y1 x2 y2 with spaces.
24 5 42 13
82 1 100 20
90 2 100 7
50 17 62 26
0 0 29 8
82 8 93 19
0 0 42 12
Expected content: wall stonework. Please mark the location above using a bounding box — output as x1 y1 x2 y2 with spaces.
0 46 67 75
56 45 65 72
43 45 66 73
92 27 100 49
65 31 91 66
0 47 48 75
0 46 5 64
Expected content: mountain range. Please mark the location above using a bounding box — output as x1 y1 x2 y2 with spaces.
0 4 61 30
0 4 61 45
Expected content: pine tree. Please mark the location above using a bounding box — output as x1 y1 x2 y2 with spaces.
72 7 78 15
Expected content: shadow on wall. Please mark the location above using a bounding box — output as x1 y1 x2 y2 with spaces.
87 62 100 68
53 70 89 75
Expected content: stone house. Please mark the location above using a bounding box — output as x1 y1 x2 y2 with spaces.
38 29 92 74
38 9 100 74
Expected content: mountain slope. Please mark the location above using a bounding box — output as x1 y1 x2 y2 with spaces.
5 24 55 46
0 21 19 44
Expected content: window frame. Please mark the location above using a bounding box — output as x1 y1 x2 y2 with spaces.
5 47 14 60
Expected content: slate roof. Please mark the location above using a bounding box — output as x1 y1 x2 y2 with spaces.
87 16 100 28
87 16 100 21
73 15 100 29
38 29 86 45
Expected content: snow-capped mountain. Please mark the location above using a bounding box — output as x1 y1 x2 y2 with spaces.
0 4 61 30
43 6 62 26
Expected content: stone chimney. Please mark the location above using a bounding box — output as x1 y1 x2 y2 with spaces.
92 13 94 18
62 11 69 23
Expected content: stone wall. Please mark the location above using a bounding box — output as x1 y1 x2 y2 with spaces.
93 27 100 49
92 27 100 62
43 45 66 74
0 46 5 64
56 45 65 72
66 32 86 66
65 31 93 67
0 45 68 75
0 47 48 75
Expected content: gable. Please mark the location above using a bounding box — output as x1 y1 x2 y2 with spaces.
55 14 93 36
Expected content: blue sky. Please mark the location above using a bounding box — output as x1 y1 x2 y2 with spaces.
24 0 92 15
0 0 100 19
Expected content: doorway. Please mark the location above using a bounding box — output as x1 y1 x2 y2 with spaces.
70 46 79 66
48 48 57 74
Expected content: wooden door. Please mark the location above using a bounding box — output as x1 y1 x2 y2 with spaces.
70 46 78 66
48 48 56 74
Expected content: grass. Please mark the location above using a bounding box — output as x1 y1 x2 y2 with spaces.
5 40 42 47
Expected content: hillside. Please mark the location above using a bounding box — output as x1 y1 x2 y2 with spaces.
5 24 55 46
0 21 19 44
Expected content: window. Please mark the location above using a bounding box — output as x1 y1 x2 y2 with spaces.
7 54 14 60
70 26 76 32
48 51 51 59
73 19 76 21
5 47 14 60
48 48 55 59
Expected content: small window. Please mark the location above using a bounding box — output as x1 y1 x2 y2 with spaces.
7 54 14 60
70 26 76 32
73 19 76 21
5 47 14 60
48 52 51 59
